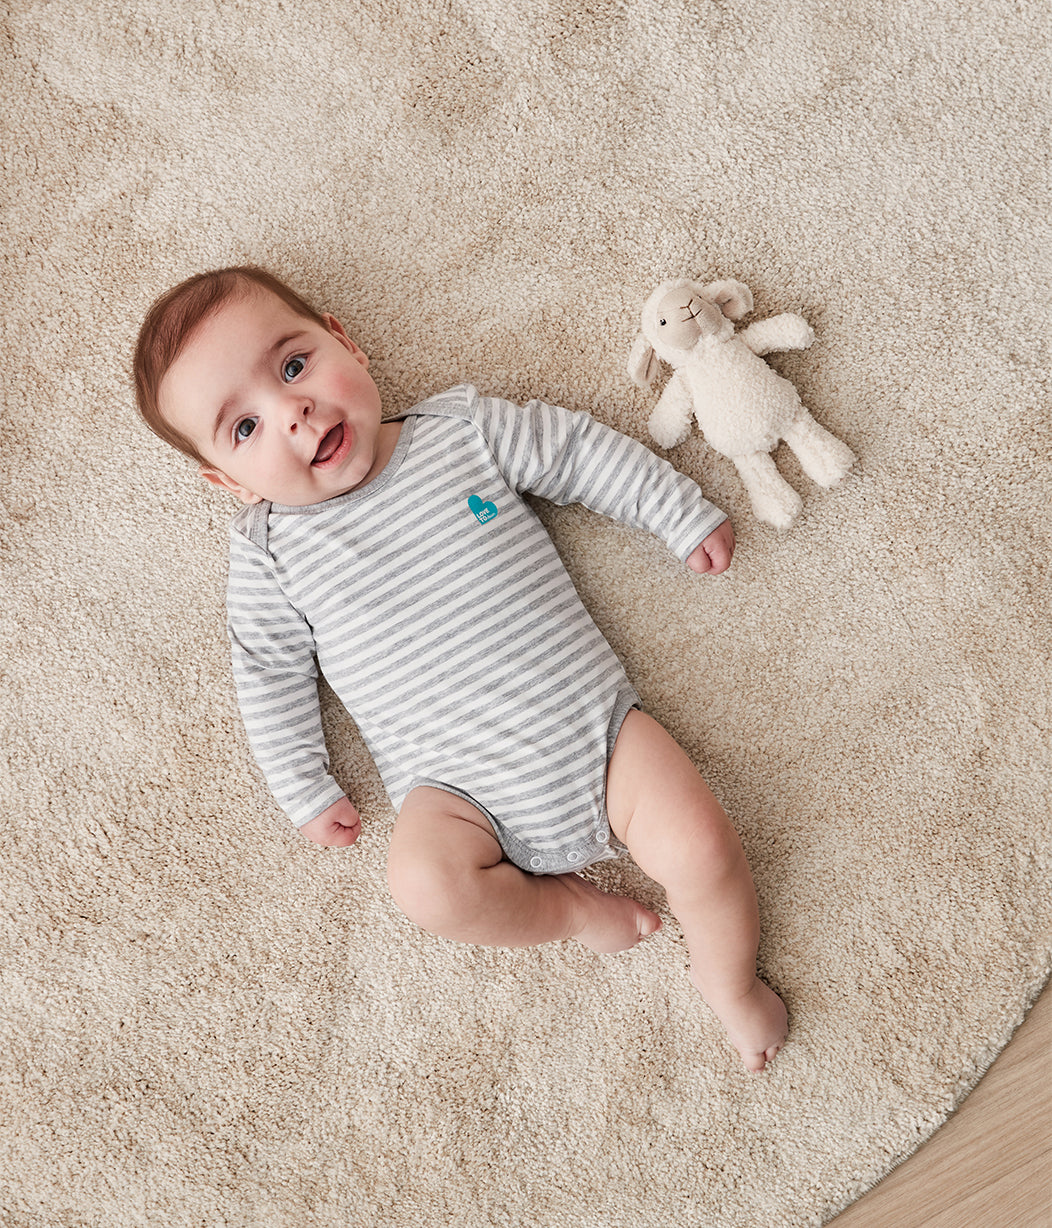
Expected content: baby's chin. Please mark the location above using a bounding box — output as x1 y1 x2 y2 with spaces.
263 479 364 508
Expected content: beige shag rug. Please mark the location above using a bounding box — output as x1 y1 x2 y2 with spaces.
3 2 1050 1224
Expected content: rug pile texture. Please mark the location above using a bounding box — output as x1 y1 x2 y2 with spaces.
2 2 1049 1225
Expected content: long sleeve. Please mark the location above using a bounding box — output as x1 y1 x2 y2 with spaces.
469 389 727 561
226 517 347 828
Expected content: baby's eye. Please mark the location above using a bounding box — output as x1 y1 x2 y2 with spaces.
283 355 306 381
235 417 258 443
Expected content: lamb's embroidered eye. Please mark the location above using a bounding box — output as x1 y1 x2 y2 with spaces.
658 318 667 326
235 417 258 442
283 355 306 381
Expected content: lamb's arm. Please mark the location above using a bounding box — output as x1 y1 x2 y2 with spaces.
739 313 814 356
647 370 695 449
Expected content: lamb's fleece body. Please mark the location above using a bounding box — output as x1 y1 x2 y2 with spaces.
672 333 804 454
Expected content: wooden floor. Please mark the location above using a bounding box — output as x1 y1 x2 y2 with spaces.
829 980 1052 1228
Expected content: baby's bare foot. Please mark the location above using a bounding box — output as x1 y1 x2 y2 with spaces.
563 875 662 953
694 974 788 1073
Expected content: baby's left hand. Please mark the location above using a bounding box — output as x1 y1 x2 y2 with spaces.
686 521 735 575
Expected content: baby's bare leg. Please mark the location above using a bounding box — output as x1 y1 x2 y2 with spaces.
607 711 788 1072
387 786 661 952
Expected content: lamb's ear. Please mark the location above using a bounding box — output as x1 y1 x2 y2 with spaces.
703 279 753 320
627 334 661 387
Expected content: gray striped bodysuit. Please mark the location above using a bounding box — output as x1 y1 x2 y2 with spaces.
227 385 725 873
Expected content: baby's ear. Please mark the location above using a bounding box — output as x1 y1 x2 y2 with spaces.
200 466 263 504
324 314 369 366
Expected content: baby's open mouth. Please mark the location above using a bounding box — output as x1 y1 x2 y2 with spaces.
313 424 345 465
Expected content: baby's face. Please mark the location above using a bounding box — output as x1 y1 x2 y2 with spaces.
159 287 386 506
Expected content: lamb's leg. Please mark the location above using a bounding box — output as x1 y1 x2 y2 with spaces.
731 451 802 530
783 410 856 488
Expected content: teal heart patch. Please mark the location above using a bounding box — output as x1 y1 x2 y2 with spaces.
468 495 498 524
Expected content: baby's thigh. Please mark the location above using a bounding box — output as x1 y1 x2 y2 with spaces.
387 785 504 907
605 711 731 877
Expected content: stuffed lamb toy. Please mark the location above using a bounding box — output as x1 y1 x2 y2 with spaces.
628 277 855 529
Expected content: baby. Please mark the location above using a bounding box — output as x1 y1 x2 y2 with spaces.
134 266 788 1072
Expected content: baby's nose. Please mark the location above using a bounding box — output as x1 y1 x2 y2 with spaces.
285 402 312 431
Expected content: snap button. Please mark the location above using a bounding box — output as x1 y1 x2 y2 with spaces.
597 830 609 843
530 856 543 870
566 851 583 863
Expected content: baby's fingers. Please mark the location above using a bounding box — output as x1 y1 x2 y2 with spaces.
686 522 735 575
323 821 361 847
686 542 713 573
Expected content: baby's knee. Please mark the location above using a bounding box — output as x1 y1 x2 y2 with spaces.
387 848 465 935
637 809 746 895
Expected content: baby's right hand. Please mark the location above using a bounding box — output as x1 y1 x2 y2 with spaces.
299 797 362 847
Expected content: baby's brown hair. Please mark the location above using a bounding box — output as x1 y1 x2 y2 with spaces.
133 266 327 464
